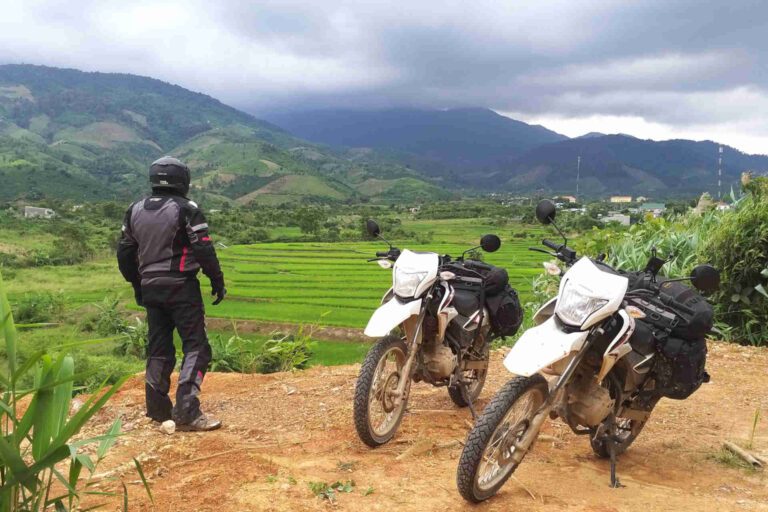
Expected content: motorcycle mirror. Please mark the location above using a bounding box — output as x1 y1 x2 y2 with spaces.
480 234 501 253
365 219 381 238
690 264 720 293
535 200 557 225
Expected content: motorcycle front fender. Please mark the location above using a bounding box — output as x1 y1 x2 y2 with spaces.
503 316 589 377
364 297 423 338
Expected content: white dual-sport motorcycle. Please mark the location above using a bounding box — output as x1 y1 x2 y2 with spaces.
354 219 511 448
457 200 720 502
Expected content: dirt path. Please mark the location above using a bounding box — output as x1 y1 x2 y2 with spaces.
80 342 768 511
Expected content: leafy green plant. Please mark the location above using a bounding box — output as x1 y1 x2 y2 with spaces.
0 270 150 510
255 325 316 374
92 297 126 336
117 317 148 358
209 330 259 373
308 480 355 503
11 292 64 324
701 177 768 345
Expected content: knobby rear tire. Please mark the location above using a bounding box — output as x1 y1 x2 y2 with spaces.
456 373 548 503
353 334 408 448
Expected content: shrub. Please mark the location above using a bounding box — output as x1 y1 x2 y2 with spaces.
700 177 768 345
0 270 150 510
254 331 315 374
209 331 259 373
578 212 720 279
49 224 95 265
117 316 148 358
11 291 64 323
92 297 126 336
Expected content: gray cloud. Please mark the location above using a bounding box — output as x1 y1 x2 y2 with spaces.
0 0 766 151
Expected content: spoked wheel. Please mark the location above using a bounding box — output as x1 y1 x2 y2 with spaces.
448 366 488 407
457 374 549 503
353 334 409 447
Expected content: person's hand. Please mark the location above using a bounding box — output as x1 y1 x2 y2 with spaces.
132 282 144 307
211 282 227 305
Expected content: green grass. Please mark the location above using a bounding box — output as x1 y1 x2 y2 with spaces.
5 219 548 330
205 222 546 327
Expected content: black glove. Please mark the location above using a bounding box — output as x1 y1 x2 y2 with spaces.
211 278 226 305
132 282 144 307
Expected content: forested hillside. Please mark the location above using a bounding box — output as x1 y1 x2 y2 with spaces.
0 65 450 203
266 108 768 197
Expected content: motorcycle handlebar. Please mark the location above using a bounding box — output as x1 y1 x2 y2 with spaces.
543 239 561 251
376 251 390 258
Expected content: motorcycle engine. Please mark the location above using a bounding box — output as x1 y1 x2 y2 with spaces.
422 340 456 380
568 379 615 427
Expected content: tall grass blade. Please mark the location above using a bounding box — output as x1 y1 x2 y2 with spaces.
97 418 122 460
0 271 18 376
134 457 154 504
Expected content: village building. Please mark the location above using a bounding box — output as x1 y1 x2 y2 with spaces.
23 206 56 219
639 202 666 217
610 195 632 203
601 213 631 226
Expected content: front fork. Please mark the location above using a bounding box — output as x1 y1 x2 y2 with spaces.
391 293 432 408
509 334 597 464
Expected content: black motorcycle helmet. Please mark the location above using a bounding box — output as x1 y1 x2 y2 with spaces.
149 156 191 196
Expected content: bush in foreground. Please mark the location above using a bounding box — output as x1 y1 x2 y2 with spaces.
701 177 768 345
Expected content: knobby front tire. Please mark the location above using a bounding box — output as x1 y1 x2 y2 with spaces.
353 334 409 447
456 374 548 503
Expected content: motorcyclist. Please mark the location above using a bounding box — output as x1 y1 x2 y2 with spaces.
117 156 226 431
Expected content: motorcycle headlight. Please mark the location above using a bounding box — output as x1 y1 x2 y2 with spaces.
394 267 428 298
556 280 608 327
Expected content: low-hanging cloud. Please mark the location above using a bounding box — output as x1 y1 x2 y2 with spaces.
1 0 766 152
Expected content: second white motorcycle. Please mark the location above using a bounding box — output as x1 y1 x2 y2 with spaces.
353 219 523 448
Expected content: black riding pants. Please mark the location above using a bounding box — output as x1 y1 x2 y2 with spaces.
142 276 211 424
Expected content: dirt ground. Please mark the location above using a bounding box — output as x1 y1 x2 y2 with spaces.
78 341 768 511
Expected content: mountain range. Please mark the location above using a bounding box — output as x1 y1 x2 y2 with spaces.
266 108 767 197
0 64 450 204
1 64 765 203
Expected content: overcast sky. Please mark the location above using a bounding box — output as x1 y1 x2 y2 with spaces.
1 0 766 154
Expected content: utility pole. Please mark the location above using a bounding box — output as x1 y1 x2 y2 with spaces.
718 146 723 200
576 155 581 199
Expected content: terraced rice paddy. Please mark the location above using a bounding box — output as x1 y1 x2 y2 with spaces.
211 236 546 328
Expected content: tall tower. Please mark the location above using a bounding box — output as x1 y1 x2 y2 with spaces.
576 155 581 198
717 146 723 200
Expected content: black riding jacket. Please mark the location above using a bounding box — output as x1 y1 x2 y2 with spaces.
117 191 224 290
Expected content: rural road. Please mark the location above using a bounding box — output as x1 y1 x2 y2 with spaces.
79 341 768 511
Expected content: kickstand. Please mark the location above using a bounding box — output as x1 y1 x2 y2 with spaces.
607 420 624 488
460 382 478 420
609 441 621 488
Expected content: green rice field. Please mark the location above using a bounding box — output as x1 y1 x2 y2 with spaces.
211 237 546 328
5 219 549 330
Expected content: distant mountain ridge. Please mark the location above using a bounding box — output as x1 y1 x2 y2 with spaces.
496 134 767 196
0 64 450 203
264 107 567 177
1 64 765 201
266 108 768 197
